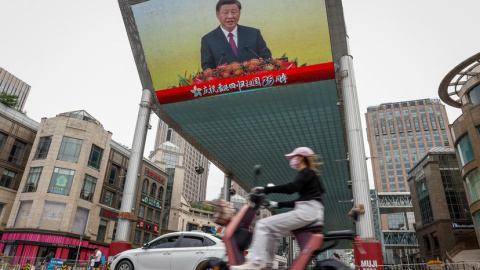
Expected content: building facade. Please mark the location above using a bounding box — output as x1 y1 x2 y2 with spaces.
153 120 209 202
365 98 454 263
438 52 480 246
0 102 38 238
0 67 31 111
0 109 167 268
408 148 477 261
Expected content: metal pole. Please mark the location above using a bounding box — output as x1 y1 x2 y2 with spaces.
224 173 232 201
115 89 153 242
339 55 375 238
74 235 82 270
288 236 294 266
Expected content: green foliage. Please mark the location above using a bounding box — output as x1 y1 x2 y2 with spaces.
189 202 214 212
0 93 19 108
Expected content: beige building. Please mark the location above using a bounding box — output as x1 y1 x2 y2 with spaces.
0 109 167 267
0 67 31 111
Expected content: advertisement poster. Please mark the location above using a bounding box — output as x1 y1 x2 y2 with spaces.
130 0 333 103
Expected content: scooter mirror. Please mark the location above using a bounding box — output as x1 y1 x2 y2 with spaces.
266 183 275 187
253 165 261 176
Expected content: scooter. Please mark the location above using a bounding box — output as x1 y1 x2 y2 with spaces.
208 165 359 270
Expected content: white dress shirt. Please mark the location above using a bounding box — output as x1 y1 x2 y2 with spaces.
220 26 238 48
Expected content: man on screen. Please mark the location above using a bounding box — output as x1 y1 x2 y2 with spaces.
201 0 272 70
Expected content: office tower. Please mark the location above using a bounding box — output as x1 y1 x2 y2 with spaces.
365 98 454 263
152 119 209 202
0 67 31 111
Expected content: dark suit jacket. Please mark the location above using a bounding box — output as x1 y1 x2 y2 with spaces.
201 25 272 70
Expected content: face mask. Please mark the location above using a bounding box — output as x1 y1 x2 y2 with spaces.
289 156 300 170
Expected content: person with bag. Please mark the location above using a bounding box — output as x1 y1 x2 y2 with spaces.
231 147 325 270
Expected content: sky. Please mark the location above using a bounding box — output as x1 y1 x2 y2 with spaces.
0 1 479 200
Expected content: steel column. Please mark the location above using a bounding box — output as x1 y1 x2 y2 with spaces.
340 55 375 238
114 89 153 243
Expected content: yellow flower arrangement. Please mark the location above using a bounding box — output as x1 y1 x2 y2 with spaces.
427 260 444 265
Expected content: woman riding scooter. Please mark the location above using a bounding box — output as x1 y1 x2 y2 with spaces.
231 147 325 270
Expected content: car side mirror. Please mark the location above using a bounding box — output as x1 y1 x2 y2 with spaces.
142 243 149 249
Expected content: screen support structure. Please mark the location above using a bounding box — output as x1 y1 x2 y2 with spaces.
340 55 384 266
110 89 153 255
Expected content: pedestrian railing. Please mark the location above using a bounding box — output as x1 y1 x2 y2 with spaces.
353 262 480 270
0 256 109 270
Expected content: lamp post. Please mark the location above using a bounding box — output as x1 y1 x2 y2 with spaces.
74 234 83 270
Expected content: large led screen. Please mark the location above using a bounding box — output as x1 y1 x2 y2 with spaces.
130 0 334 103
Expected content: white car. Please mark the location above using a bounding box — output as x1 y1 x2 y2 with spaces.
110 231 224 270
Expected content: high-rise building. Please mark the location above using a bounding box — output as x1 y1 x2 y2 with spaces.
0 67 31 111
152 119 209 202
365 98 454 263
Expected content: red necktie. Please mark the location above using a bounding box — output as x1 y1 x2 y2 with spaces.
228 32 238 57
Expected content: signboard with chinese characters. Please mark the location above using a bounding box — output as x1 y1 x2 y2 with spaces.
100 208 119 221
141 195 162 209
145 168 166 184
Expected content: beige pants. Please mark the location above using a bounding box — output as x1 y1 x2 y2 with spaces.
246 200 324 266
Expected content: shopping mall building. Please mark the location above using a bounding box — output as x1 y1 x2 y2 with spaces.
438 52 480 245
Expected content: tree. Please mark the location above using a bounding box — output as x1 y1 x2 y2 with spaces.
0 93 19 108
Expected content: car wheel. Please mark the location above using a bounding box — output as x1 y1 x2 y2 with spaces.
196 261 214 270
115 260 133 270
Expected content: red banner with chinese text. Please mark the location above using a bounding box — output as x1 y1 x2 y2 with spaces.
156 62 335 104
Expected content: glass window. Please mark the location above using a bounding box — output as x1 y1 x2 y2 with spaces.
149 235 179 249
103 190 114 206
147 208 153 221
457 134 475 166
80 174 97 202
466 169 480 204
416 176 433 225
143 233 150 244
88 144 104 170
8 140 26 165
0 132 7 153
155 211 161 223
387 214 405 230
142 179 149 193
150 183 157 197
108 164 120 186
34 136 52 160
57 137 83 163
0 169 16 189
179 236 204 248
134 230 142 244
97 219 108 242
158 187 164 200
14 201 33 228
39 202 66 230
138 205 145 218
469 84 480 106
48 168 75 195
23 167 43 192
117 195 122 209
72 207 89 235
